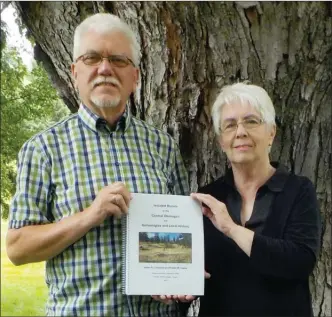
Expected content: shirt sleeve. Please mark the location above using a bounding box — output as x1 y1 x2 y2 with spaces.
9 137 53 228
169 141 190 196
249 178 322 279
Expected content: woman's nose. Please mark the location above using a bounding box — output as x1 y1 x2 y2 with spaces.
235 123 248 137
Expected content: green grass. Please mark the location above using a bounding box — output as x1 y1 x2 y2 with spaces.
139 242 192 263
1 220 47 316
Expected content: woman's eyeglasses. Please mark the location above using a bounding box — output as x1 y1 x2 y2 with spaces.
220 117 264 134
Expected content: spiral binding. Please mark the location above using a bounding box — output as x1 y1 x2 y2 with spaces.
121 214 129 294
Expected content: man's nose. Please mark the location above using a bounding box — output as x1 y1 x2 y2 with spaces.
97 58 115 75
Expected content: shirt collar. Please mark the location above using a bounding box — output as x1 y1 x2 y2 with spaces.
78 104 132 134
265 162 289 191
224 161 289 192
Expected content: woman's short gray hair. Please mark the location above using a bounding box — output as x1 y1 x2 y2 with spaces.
73 13 141 66
211 82 276 135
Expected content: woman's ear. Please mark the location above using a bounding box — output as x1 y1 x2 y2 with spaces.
268 124 276 146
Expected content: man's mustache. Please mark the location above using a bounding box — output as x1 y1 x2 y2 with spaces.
92 77 121 89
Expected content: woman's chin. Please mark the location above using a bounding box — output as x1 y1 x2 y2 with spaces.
230 156 256 165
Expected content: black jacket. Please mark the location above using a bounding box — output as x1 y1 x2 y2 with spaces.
197 169 321 316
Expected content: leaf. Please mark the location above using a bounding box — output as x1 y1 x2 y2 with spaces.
1 46 70 219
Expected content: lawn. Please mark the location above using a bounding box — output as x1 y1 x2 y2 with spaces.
1 220 47 316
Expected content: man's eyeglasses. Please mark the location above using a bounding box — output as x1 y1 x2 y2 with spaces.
76 53 135 68
220 116 264 134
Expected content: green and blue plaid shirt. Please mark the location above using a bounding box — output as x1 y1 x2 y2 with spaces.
9 104 189 316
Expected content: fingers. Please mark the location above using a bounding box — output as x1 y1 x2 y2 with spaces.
175 295 196 302
190 193 218 211
151 295 173 305
109 200 122 218
104 182 131 214
202 206 213 219
151 294 195 304
191 193 226 215
110 193 128 214
204 271 211 279
107 182 131 207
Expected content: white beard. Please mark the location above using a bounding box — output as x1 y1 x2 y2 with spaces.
90 94 121 108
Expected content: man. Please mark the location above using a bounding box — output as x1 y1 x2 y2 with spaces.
6 13 189 316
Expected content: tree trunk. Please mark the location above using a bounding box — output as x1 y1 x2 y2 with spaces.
13 2 331 315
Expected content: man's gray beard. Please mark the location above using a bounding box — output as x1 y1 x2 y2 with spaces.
90 95 121 108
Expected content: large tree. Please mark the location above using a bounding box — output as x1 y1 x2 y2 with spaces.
12 2 331 315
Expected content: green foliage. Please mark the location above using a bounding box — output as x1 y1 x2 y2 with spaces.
0 20 7 51
1 46 70 219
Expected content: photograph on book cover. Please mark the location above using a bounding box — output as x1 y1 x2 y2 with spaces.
139 232 192 263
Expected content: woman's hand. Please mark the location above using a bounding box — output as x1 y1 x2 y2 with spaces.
191 193 254 256
191 193 238 237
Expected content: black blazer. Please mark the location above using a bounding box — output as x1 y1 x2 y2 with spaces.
197 171 322 316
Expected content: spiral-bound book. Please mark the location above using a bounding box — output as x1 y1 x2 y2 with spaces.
121 193 205 295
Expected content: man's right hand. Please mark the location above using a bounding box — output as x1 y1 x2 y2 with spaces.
6 182 131 265
84 182 131 227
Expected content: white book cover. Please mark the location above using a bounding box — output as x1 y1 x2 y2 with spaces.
122 193 205 296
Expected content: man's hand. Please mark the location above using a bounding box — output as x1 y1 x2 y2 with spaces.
151 294 195 305
151 295 174 305
84 182 131 227
151 271 211 304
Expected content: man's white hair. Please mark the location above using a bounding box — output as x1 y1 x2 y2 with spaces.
73 13 141 66
211 82 276 135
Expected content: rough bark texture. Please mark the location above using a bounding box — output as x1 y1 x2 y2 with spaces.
13 2 331 316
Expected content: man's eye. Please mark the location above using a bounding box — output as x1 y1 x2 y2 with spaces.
84 55 101 63
112 56 124 62
111 56 128 66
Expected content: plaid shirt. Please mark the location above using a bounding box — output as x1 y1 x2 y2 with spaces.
9 104 189 316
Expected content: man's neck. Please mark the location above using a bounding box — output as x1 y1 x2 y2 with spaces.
89 103 126 128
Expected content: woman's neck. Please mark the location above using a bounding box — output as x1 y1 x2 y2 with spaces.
231 160 275 197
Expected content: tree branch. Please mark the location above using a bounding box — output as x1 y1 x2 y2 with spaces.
1 2 12 14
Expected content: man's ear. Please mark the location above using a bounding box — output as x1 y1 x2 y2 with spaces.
132 68 140 93
71 63 78 82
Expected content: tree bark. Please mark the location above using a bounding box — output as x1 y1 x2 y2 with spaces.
13 1 331 316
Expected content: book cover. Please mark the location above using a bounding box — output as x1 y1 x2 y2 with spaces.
122 193 205 295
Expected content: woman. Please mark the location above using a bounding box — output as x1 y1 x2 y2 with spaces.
189 82 322 316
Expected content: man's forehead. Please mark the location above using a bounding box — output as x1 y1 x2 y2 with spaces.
82 29 130 43
79 30 132 53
